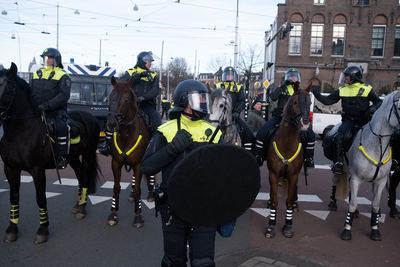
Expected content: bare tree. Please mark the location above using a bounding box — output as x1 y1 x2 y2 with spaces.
237 45 263 99
158 57 192 98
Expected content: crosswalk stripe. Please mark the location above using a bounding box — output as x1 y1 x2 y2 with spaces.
0 189 9 193
88 195 112 205
256 192 270 200
297 194 323 202
142 200 155 209
46 192 62 199
53 178 78 186
314 164 331 170
304 210 330 221
101 181 130 190
250 208 270 218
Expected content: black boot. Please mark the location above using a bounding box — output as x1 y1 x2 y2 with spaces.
57 156 68 169
57 135 68 169
99 131 113 156
253 144 264 167
332 133 344 174
304 157 314 168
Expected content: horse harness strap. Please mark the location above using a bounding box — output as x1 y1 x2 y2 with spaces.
273 141 302 165
113 132 143 158
358 126 392 181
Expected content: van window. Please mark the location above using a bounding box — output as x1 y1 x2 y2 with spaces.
81 83 95 104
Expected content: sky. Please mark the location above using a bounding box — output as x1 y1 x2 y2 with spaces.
0 0 283 74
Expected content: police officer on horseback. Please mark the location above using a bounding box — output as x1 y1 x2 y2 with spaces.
31 48 71 169
253 68 315 167
214 66 254 152
141 79 222 267
100 51 161 156
312 65 382 174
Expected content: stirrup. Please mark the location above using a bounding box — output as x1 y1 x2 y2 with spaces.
332 162 344 175
57 156 68 169
304 158 314 168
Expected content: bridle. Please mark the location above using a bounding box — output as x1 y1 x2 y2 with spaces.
109 89 140 129
282 92 306 128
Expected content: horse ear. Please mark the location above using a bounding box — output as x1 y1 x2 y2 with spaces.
9 62 17 78
111 76 117 86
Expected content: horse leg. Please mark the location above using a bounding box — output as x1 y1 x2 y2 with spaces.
265 173 278 238
3 166 21 243
293 185 299 212
69 158 87 219
340 176 361 241
369 179 387 241
388 171 400 218
146 175 155 202
128 174 136 202
328 184 338 211
132 165 144 229
282 174 299 238
108 159 122 226
31 169 50 244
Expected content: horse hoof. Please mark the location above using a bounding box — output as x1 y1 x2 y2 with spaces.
370 229 382 241
75 205 87 220
34 234 48 244
108 214 118 226
128 192 135 203
132 216 144 229
147 191 155 202
71 202 79 214
340 229 352 241
4 232 18 243
328 201 337 211
282 224 294 238
264 226 275 238
75 212 86 220
293 202 299 212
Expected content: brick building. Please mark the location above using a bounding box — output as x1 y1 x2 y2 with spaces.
266 0 400 94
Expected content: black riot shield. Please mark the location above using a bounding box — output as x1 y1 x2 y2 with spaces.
167 143 260 227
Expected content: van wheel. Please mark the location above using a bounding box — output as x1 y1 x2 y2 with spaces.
322 125 334 138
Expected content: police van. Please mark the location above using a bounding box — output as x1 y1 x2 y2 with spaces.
65 64 116 142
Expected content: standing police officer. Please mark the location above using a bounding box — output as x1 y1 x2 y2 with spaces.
312 66 382 174
30 48 71 169
141 80 222 267
161 96 171 120
100 51 161 156
214 66 254 152
253 68 315 167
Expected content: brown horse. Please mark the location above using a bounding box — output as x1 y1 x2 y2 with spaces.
264 81 312 238
106 76 154 228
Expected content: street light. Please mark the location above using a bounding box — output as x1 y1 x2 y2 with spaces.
99 39 109 66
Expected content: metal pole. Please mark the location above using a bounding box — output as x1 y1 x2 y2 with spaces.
99 39 102 65
233 0 239 70
167 69 170 101
194 49 197 80
160 40 164 86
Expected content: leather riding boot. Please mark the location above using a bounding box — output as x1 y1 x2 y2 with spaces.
99 131 113 156
332 134 344 174
253 144 264 167
57 135 68 169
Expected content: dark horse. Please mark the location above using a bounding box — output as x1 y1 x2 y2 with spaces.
0 63 99 244
106 76 154 228
264 81 312 238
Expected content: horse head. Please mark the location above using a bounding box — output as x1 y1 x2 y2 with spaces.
209 87 233 128
282 81 311 131
106 76 138 132
0 62 17 100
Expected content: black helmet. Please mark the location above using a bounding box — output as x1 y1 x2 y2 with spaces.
222 66 237 82
339 65 363 84
136 51 154 68
169 79 210 119
41 48 63 68
284 68 301 83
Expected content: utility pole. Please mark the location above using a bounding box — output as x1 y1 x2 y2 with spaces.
56 3 59 50
193 49 197 80
233 0 239 71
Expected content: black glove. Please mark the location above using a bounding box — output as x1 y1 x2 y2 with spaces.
166 129 193 156
38 102 49 112
280 79 291 87
232 112 240 120
137 96 145 103
312 85 321 95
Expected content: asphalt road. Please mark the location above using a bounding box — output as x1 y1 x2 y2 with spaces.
0 138 399 267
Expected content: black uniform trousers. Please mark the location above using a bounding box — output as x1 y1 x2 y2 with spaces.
160 203 216 267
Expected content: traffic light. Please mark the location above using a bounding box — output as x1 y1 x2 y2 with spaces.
280 22 294 40
267 62 274 70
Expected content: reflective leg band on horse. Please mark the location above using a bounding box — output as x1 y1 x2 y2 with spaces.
132 176 136 188
10 204 19 224
135 199 142 213
370 212 380 230
344 211 355 230
77 184 82 202
78 187 88 205
149 176 155 187
112 196 119 211
285 209 294 225
39 208 49 225
269 209 276 225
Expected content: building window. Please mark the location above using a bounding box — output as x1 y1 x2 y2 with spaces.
371 25 386 57
332 24 346 56
310 24 324 55
314 0 324 4
288 23 302 55
395 26 400 57
353 0 370 6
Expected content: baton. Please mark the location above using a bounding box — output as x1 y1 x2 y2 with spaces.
42 112 62 184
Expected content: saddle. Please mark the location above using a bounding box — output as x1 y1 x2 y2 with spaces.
322 123 360 161
45 115 83 146
141 111 156 136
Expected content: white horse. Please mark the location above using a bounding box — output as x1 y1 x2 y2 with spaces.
209 88 242 146
335 90 400 241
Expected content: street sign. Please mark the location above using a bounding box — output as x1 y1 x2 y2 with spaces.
263 80 270 88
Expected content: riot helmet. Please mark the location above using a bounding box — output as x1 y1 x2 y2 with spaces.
169 79 210 120
284 68 301 83
222 66 237 82
136 51 154 69
41 48 63 68
339 65 363 85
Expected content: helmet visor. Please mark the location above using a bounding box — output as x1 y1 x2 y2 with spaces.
338 72 348 85
222 70 237 82
188 92 210 114
142 53 154 63
42 56 54 67
284 71 301 83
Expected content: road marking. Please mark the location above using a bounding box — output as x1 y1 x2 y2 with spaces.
0 189 9 193
345 197 371 205
142 199 155 209
101 181 130 190
53 178 78 186
256 192 270 200
3 175 33 183
304 210 330 221
46 192 62 199
360 212 386 223
250 208 270 218
297 194 323 202
397 200 400 206
88 195 112 205
314 164 331 170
